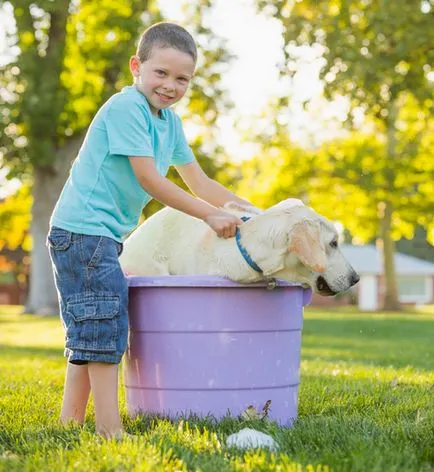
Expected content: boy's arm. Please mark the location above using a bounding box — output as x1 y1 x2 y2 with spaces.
129 157 243 238
175 161 256 210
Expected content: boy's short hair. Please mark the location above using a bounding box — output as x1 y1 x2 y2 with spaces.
137 22 197 64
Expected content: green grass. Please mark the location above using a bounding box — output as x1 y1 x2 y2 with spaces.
0 304 433 471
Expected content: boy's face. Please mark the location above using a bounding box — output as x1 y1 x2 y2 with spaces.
130 46 195 116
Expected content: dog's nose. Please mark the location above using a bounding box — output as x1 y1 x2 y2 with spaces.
350 272 360 286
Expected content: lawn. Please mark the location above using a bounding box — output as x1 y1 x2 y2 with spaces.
0 304 433 471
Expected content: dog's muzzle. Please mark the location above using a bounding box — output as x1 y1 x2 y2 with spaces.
316 276 337 296
316 272 360 296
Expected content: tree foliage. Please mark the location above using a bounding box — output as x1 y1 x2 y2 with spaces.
0 184 31 253
236 122 314 208
0 185 31 285
1 0 144 176
309 104 434 245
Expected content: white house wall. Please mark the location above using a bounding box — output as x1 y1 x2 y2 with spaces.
358 275 378 311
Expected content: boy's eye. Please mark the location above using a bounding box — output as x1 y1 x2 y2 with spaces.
155 70 166 76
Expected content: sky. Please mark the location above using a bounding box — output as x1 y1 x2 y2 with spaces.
0 0 349 197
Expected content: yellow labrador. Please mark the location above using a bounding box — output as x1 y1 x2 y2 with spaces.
120 198 359 296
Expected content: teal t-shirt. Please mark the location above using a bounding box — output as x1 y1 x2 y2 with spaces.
51 85 195 242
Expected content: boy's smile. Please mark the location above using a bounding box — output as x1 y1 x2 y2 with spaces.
130 47 195 116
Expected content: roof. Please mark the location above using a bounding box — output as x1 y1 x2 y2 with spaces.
340 244 434 276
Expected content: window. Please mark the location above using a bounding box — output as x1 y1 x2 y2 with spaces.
397 276 431 302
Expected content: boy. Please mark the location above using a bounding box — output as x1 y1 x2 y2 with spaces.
47 22 254 439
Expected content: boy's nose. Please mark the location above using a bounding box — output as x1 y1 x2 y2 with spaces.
162 79 175 91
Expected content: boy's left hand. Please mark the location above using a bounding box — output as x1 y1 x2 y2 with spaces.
203 210 244 239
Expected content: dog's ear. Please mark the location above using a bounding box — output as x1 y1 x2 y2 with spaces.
288 220 326 273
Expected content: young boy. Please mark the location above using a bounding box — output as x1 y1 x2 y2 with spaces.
47 22 254 439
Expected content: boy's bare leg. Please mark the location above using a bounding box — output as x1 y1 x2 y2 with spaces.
88 362 123 438
60 362 91 425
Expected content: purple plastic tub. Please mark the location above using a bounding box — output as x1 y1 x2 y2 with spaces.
124 276 312 426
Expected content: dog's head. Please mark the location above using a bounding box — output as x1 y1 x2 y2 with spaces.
240 199 359 296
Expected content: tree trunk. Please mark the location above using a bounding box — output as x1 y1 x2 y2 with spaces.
379 100 401 311
25 136 83 314
379 201 401 311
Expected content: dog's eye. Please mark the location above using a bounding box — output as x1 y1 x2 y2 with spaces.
330 240 338 248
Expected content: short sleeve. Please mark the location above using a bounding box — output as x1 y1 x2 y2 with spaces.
171 115 196 166
106 97 154 157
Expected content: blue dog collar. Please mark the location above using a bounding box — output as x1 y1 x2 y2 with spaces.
235 216 263 274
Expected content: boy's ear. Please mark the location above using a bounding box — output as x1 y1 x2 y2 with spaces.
288 221 326 273
129 55 140 77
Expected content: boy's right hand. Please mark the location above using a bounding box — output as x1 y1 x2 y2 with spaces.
204 210 244 239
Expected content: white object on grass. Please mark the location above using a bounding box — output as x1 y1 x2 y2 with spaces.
226 428 278 450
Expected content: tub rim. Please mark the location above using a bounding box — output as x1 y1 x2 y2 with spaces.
127 275 310 289
127 276 313 305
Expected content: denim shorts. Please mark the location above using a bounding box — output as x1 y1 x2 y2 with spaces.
47 226 128 364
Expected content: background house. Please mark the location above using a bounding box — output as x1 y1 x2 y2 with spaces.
311 244 434 310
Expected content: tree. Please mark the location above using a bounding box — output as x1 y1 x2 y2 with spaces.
257 0 434 310
307 122 434 245
0 0 233 313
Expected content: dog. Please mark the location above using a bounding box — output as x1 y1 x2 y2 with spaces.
120 198 359 295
